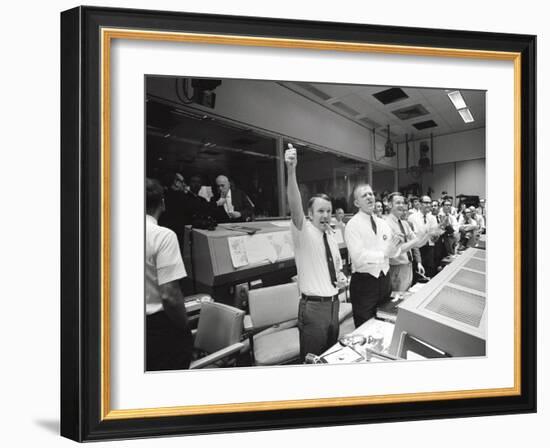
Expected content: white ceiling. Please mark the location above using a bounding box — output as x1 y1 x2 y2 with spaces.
280 81 486 144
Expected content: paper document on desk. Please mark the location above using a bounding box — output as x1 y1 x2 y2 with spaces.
321 346 364 364
245 234 278 264
265 231 294 261
228 231 293 267
228 236 249 268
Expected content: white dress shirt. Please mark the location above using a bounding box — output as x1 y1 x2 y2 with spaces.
291 220 341 297
223 189 234 213
344 211 398 277
408 212 440 247
385 213 416 266
438 211 459 234
458 215 478 229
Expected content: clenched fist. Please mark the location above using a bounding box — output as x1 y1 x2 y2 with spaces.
284 143 297 169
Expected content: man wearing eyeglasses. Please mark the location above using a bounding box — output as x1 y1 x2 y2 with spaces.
408 195 443 278
385 193 428 292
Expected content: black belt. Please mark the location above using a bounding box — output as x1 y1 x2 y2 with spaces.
301 293 339 303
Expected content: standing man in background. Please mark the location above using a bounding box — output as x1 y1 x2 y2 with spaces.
332 207 346 232
285 144 347 361
345 184 401 327
408 195 442 278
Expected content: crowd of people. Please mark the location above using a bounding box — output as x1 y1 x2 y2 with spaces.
144 145 487 369
284 144 487 362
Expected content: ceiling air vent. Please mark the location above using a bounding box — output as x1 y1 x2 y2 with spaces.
332 101 360 116
413 119 438 130
296 83 332 101
359 117 380 128
392 104 430 120
373 87 409 105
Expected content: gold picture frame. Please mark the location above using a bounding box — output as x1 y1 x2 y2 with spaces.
61 5 536 441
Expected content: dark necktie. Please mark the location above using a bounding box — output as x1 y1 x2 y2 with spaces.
370 214 377 235
423 215 427 225
323 232 337 287
436 215 440 224
398 219 413 262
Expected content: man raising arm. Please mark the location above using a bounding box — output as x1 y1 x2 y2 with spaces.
285 144 346 361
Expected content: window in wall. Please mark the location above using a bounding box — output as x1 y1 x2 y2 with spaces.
284 141 370 214
146 99 280 218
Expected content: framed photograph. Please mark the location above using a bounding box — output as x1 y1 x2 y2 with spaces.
60 5 536 441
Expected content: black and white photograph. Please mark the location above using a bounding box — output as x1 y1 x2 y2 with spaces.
145 76 487 371
54 2 539 443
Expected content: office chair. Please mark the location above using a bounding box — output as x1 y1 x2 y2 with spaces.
245 283 301 366
189 302 245 369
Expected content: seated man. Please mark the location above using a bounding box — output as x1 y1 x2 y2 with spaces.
476 198 487 224
212 175 254 223
438 198 459 255
146 178 193 371
458 207 479 249
471 205 486 234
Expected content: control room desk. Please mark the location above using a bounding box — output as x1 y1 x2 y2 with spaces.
182 220 346 295
320 247 487 363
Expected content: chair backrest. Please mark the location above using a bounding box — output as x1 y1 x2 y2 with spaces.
248 283 300 328
194 302 245 354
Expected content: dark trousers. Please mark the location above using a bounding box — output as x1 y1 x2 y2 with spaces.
433 237 446 269
146 310 193 371
349 272 391 328
298 298 340 361
419 245 436 278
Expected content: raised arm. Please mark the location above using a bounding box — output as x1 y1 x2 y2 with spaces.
285 144 305 230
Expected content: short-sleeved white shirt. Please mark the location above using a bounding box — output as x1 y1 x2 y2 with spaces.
291 220 341 297
145 215 187 315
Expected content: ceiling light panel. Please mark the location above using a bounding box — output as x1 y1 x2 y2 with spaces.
448 91 467 110
332 101 360 116
296 83 332 101
458 108 475 123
